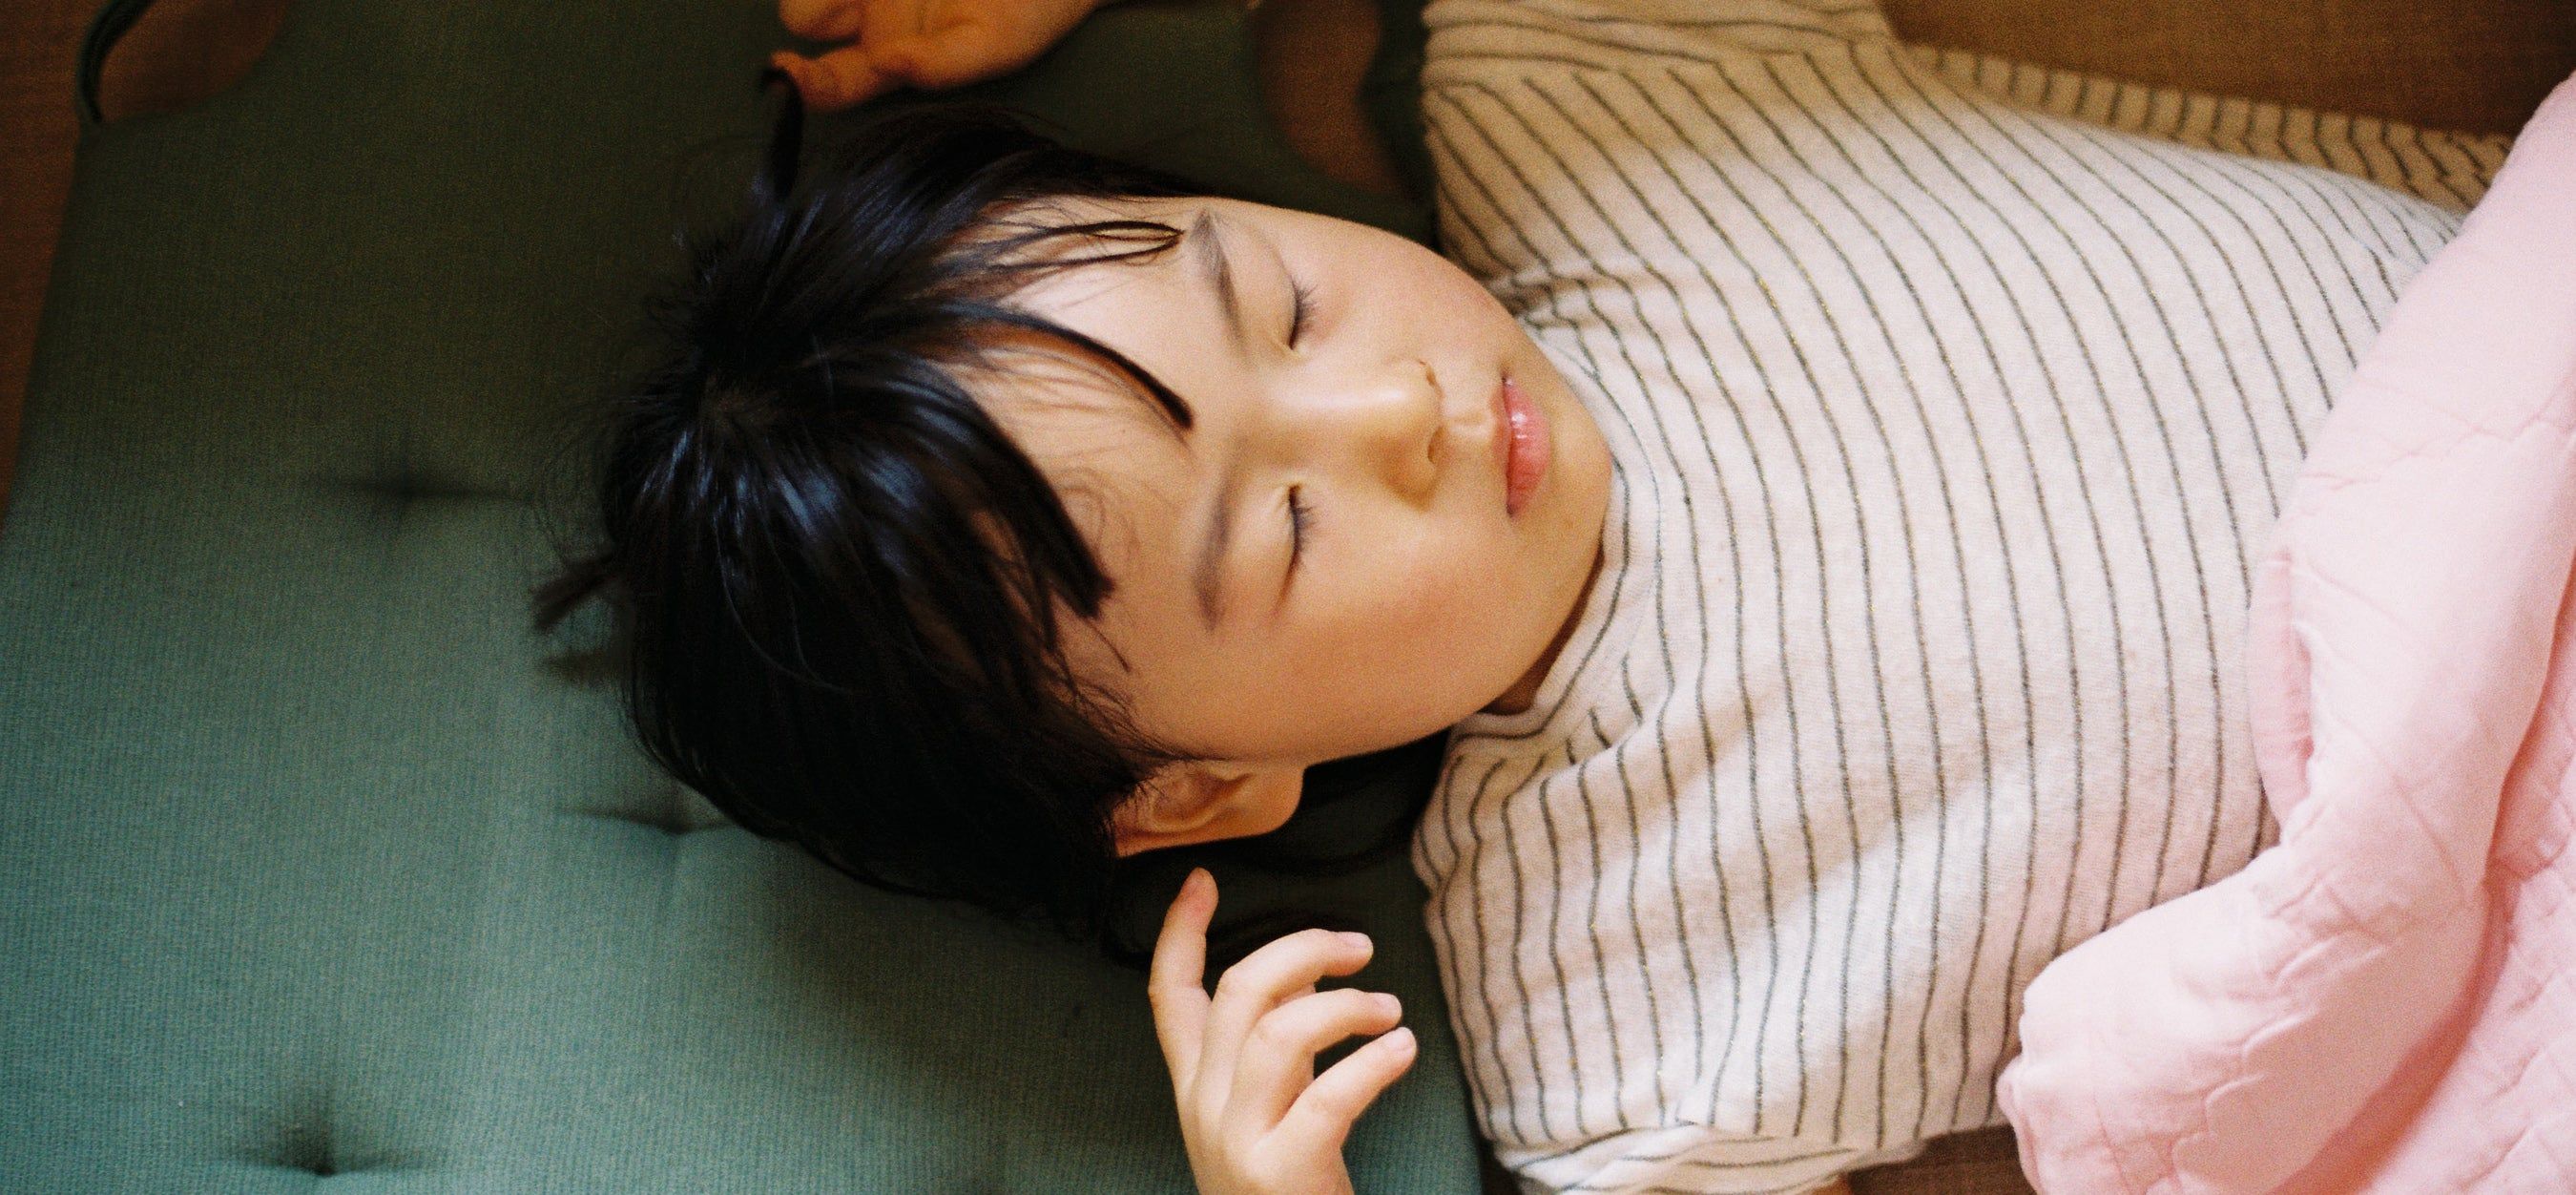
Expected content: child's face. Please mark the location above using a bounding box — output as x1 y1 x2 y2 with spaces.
982 197 1611 849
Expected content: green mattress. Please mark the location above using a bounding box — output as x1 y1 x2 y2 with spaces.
0 0 1482 1189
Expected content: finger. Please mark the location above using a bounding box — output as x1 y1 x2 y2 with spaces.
1270 1027 1418 1161
1147 868 1218 1089
1195 929 1375 1118
1224 988 1403 1137
777 0 866 43
767 46 902 114
885 19 1046 90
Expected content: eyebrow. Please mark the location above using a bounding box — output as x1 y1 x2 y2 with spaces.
1190 455 1243 632
1187 209 1252 362
1184 209 1249 629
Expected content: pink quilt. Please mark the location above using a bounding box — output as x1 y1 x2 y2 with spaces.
1994 73 2576 1193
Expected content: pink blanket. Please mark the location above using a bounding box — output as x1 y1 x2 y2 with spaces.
1995 73 2576 1193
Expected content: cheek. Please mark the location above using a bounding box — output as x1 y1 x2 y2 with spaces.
1385 254 1499 324
1179 537 1523 758
1303 535 1518 671
1317 222 1491 316
1412 237 1512 314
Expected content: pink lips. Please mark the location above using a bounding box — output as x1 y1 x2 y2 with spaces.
1497 374 1551 517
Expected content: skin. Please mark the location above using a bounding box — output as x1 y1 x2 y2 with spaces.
774 0 1878 1176
775 8 1623 1193
987 199 1610 1192
977 195 1613 857
1154 869 1417 1195
1153 872 1856 1195
771 0 1110 111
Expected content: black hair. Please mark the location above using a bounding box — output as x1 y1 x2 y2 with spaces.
535 79 1433 967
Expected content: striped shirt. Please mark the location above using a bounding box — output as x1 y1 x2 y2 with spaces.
1403 2 2499 1190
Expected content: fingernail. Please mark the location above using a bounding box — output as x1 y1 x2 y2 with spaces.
1186 868 1211 897
1383 1027 1417 1055
1339 932 1372 951
1375 992 1402 1017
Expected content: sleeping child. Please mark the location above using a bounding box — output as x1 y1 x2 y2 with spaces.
540 0 2484 1190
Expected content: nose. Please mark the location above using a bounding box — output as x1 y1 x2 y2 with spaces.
1295 355 1444 504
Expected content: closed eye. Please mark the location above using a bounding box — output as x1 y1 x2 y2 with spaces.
1286 486 1311 577
1286 276 1317 347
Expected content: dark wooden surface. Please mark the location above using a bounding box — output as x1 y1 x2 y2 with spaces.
1881 0 2575 137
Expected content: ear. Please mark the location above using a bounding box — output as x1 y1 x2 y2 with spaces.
1111 762 1307 858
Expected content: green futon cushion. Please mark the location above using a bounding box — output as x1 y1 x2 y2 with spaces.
0 0 1477 1188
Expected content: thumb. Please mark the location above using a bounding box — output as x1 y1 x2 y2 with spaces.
766 46 904 114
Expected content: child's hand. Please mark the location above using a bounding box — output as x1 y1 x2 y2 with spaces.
1149 868 1419 1195
770 0 1108 114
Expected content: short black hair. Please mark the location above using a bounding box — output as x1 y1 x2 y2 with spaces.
535 89 1427 958
538 83 1452 963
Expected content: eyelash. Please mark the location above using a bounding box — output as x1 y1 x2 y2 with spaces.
1286 276 1317 346
1284 270 1318 576
1287 486 1312 573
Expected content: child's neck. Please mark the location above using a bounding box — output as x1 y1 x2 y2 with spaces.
1481 549 1604 716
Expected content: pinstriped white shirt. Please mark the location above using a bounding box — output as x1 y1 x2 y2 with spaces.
1402 2 2498 1190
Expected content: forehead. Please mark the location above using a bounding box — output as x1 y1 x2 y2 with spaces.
1000 209 1204 339
967 199 1270 629
970 324 1195 599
